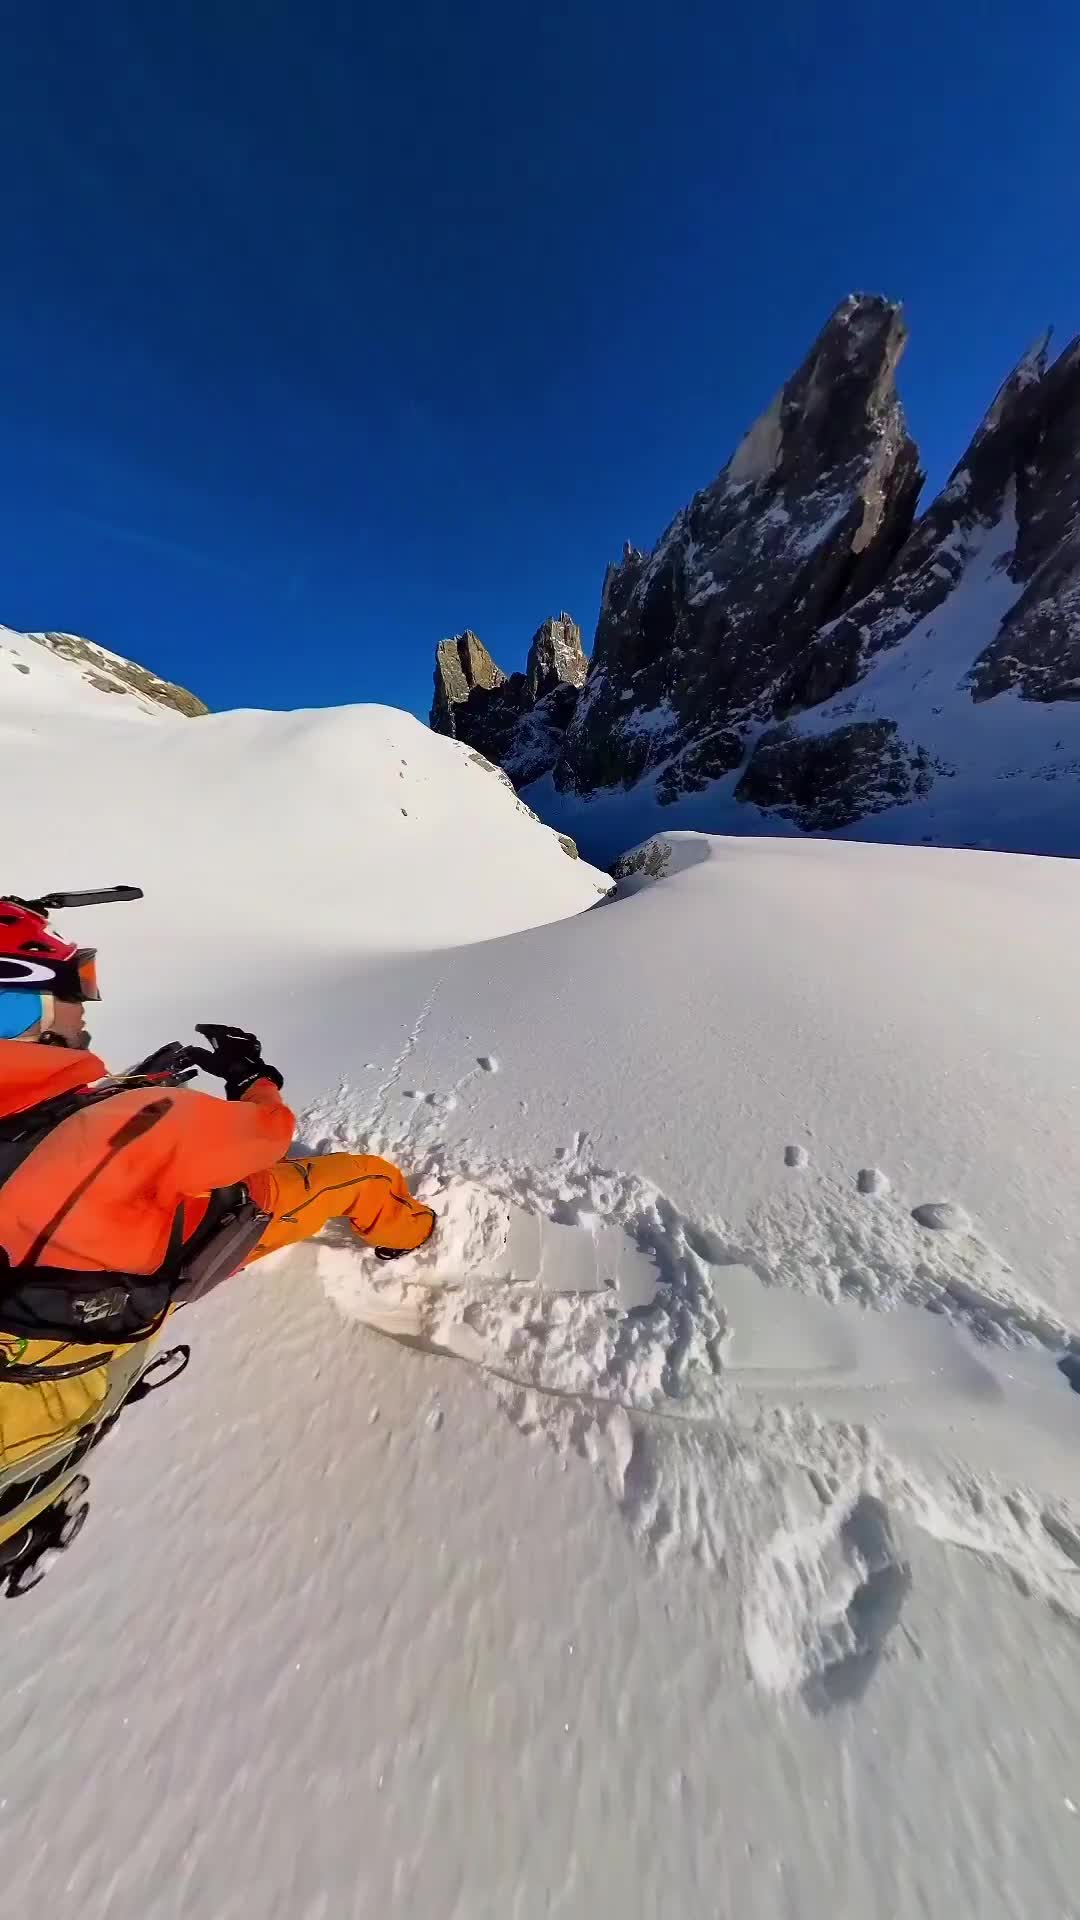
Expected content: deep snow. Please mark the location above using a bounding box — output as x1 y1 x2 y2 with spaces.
1 637 1079 1918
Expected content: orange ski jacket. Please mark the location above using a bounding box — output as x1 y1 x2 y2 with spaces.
0 1040 295 1275
0 1040 297 1494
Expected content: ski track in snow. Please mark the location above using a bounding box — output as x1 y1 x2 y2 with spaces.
296 1029 1080 1704
367 976 444 1130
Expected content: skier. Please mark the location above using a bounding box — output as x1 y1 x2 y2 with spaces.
0 888 435 1594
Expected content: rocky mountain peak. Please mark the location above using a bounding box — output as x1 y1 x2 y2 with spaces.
553 294 923 802
734 324 1080 839
525 614 587 702
425 296 1080 861
969 332 1080 703
776 327 1059 718
730 292 910 500
429 615 588 786
431 631 507 735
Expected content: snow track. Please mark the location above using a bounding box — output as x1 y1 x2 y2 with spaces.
298 1018 1080 1700
6 642 1080 1918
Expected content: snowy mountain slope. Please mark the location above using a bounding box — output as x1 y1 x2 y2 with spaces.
0 621 207 716
2 662 1080 1920
0 648 607 1077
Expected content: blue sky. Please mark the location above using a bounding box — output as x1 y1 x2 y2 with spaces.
1 1 1076 719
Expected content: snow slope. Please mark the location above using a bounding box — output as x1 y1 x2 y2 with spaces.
2 644 1080 1918
0 639 608 1064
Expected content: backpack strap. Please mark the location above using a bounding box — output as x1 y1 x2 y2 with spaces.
0 1081 124 1146
19 1097 172 1268
0 1063 195 1149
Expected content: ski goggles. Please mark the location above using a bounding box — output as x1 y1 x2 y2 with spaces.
69 949 101 1002
0 948 100 1002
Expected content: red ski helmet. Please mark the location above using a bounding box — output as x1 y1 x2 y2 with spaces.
0 900 100 1002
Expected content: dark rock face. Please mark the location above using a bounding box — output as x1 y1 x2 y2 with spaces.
430 630 528 767
968 339 1080 703
526 614 587 701
504 615 588 786
555 294 923 800
777 331 1060 718
735 722 934 831
431 632 509 731
656 728 743 806
430 617 585 787
732 327 1080 831
426 299 1080 851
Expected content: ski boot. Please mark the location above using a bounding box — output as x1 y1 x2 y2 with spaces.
2 1475 91 1599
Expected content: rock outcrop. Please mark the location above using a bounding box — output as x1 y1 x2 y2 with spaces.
555 294 923 798
526 614 587 702
430 615 586 787
735 721 934 831
772 330 1060 718
968 338 1080 704
431 631 508 735
734 326 1080 832
425 295 1080 859
25 630 208 715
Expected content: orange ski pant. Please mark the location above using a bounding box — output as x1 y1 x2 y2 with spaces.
243 1153 436 1263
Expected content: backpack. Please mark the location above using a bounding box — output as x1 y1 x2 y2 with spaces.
0 1077 270 1353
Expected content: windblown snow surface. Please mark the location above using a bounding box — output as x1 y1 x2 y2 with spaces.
2 644 1080 1918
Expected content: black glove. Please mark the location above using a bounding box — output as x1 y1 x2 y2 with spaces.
186 1024 283 1101
124 1040 199 1084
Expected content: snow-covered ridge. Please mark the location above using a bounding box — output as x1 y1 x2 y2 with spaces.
0 622 208 717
